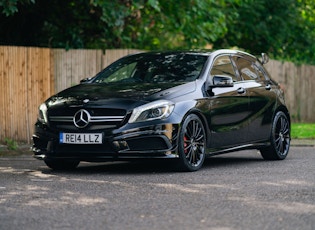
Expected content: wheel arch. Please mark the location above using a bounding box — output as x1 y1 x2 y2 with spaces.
260 105 291 160
274 105 291 126
180 108 211 148
266 105 291 142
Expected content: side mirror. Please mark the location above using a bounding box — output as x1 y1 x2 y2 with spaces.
211 75 234 88
80 77 93 83
261 53 269 65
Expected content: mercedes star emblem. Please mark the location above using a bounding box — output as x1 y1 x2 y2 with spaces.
73 109 90 128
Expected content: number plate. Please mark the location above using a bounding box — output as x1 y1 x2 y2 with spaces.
59 133 103 144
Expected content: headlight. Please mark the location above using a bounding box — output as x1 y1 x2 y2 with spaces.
129 100 174 123
38 103 48 123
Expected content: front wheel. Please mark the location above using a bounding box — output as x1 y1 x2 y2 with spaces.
177 114 206 172
260 111 290 160
44 159 80 170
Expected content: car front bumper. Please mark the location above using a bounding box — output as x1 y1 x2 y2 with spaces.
32 121 180 162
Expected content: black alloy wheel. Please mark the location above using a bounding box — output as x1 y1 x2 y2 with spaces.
178 114 206 171
44 159 80 170
261 111 290 160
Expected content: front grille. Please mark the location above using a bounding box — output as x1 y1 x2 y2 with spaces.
48 108 127 131
50 115 124 123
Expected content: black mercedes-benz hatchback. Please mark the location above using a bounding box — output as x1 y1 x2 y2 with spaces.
32 49 291 171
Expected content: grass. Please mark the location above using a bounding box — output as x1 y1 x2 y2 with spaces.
291 123 315 139
4 137 18 150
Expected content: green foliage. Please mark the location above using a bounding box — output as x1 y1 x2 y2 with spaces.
0 0 34 16
214 0 315 64
0 0 314 64
4 137 18 150
87 0 235 50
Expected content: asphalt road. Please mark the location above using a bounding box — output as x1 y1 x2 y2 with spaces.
0 146 314 230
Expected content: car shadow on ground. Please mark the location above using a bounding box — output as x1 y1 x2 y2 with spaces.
40 151 265 175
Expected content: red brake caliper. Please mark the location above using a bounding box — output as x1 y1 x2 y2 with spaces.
184 136 188 154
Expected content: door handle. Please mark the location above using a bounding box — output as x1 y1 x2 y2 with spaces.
237 87 246 94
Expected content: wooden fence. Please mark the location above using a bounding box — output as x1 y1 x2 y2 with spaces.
265 60 315 122
0 46 314 143
0 46 53 143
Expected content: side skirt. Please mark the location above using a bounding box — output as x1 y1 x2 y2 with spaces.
206 142 271 157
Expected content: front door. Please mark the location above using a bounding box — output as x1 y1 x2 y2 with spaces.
207 55 250 149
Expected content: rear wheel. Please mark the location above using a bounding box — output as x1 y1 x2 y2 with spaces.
44 159 80 170
260 111 290 160
177 114 206 171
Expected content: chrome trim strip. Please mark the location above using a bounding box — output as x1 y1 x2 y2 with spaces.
50 115 124 123
50 116 72 122
90 116 124 122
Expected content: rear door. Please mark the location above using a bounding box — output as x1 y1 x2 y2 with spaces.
232 56 276 142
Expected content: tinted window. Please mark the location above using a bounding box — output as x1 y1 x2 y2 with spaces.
210 55 238 81
233 57 258 81
94 53 208 84
253 62 268 82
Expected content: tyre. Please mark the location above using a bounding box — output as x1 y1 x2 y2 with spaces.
260 111 290 160
44 159 80 170
177 114 206 171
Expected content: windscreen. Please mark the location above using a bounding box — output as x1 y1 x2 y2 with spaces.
93 53 208 84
